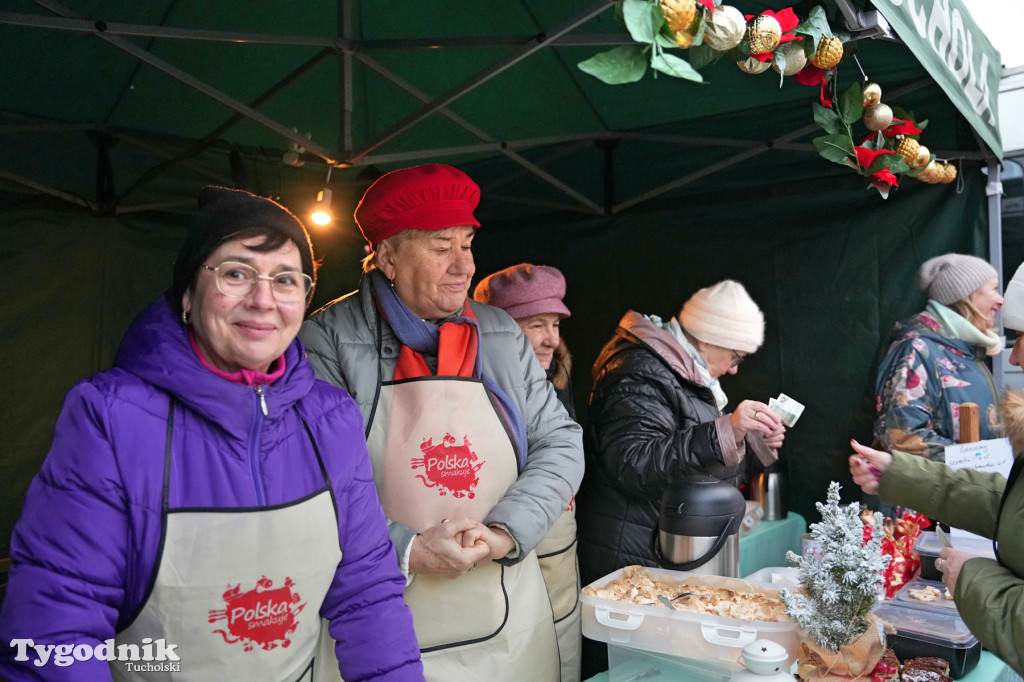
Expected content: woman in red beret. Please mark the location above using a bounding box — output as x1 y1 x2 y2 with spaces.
474 263 580 682
300 165 584 682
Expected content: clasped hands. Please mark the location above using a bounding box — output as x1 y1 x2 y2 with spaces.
732 400 786 449
409 517 515 579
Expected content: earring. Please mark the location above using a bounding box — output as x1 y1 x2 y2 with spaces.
182 309 191 325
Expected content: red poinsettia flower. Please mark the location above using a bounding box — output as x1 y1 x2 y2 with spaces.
872 167 900 188
882 117 924 137
854 146 894 168
796 64 832 107
697 0 715 10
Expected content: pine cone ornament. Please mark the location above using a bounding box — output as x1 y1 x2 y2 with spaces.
772 41 807 76
911 145 931 169
894 137 920 165
863 103 893 132
941 162 958 184
660 0 697 35
669 14 701 48
746 14 782 55
703 5 745 51
863 83 882 106
809 35 843 69
737 57 772 75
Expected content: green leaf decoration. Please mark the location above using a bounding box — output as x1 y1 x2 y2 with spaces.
795 5 831 51
727 40 751 62
838 82 864 125
624 0 661 44
916 118 929 131
651 51 705 82
813 103 847 136
690 43 722 70
814 133 854 164
655 29 680 49
774 51 786 88
578 46 649 84
887 158 911 175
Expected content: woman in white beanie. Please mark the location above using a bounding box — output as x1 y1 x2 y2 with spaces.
576 280 784 678
874 253 1004 461
847 260 1024 676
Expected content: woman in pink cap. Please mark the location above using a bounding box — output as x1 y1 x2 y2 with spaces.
474 263 580 682
300 165 583 682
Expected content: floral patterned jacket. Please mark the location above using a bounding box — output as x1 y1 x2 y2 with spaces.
873 310 1001 461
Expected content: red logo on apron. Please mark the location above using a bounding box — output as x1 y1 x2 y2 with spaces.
208 576 306 651
411 432 485 498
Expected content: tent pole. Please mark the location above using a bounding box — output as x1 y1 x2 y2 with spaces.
346 1 613 163
28 0 338 164
989 160 1005 387
350 52 602 213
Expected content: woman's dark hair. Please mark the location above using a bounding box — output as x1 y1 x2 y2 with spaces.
172 187 316 314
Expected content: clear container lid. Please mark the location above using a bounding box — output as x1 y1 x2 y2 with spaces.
894 579 957 610
873 602 979 649
914 531 996 559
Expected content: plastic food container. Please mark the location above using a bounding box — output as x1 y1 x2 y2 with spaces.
915 531 996 581
606 643 734 682
743 566 800 589
581 566 800 670
894 578 956 611
872 602 981 679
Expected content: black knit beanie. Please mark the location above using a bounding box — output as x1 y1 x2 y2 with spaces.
172 187 315 314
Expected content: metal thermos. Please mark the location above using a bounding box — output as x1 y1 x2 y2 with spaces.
653 475 745 577
752 466 786 521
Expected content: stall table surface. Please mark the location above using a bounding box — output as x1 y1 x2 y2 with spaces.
582 512 1018 682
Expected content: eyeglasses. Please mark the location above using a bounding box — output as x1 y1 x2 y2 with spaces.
729 349 746 369
203 261 313 303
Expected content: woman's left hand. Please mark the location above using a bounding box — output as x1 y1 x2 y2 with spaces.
936 548 973 596
465 525 516 561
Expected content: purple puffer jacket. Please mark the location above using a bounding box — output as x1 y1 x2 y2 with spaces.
0 295 423 681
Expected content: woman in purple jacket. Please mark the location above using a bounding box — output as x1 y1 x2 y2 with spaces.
0 187 423 681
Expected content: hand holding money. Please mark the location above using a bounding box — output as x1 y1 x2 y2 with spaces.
768 393 805 428
731 399 785 443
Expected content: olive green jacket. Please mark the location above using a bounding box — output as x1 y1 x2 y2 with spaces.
879 392 1024 676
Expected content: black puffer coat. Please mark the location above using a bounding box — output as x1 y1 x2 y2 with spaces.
577 311 753 586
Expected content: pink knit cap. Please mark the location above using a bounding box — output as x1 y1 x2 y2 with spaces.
473 264 571 320
354 164 481 250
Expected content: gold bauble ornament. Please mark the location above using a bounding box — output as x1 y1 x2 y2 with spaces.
941 163 958 184
703 5 746 51
772 41 807 76
917 160 941 183
894 137 920 166
912 145 931 169
863 103 894 132
737 57 772 75
659 0 697 35
746 14 782 55
809 35 844 69
863 83 882 106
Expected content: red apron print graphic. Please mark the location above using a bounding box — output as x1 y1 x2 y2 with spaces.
412 433 485 498
209 576 306 651
112 490 343 682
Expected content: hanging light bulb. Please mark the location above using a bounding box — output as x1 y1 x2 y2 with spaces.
310 164 334 226
311 187 333 226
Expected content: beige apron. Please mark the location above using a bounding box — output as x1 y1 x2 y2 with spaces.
536 503 582 682
112 408 344 682
367 376 558 681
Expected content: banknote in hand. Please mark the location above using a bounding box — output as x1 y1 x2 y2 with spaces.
769 393 805 428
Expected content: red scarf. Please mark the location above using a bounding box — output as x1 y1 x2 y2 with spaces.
394 305 479 380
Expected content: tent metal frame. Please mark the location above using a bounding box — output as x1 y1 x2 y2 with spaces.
0 0 999 216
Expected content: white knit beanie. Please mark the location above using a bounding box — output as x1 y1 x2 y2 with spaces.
679 279 765 353
1003 262 1024 332
917 253 997 305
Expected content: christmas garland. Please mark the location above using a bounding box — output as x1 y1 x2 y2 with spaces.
578 0 960 198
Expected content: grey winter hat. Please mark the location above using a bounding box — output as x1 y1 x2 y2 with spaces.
1003 262 1024 332
917 253 997 305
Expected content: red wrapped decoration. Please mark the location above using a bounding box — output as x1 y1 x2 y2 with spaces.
878 512 931 598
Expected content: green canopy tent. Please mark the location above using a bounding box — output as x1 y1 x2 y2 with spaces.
0 0 1006 558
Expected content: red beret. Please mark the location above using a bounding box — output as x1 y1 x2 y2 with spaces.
354 164 481 250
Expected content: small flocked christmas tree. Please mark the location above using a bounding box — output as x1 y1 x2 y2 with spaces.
780 482 890 653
